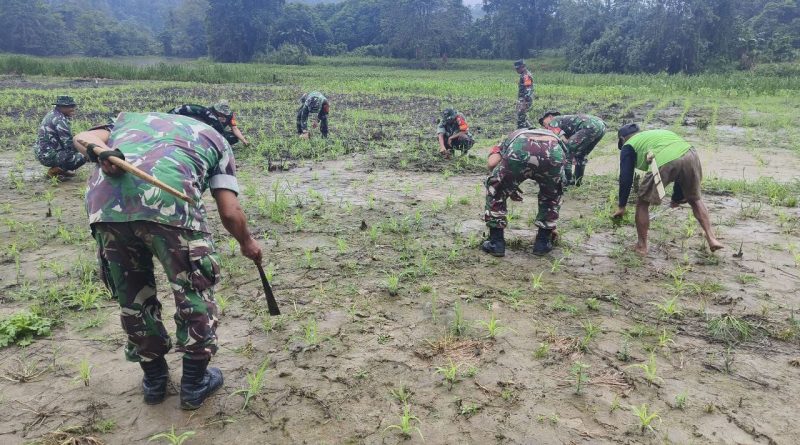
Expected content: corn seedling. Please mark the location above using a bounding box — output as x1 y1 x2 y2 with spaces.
232 359 269 411
389 385 412 404
385 272 400 296
336 238 348 254
534 342 550 359
628 352 662 386
530 271 544 291
384 404 423 440
74 359 92 387
303 318 319 345
570 361 590 394
451 301 467 336
651 296 682 319
216 294 229 315
579 320 601 351
674 390 688 409
550 258 562 273
630 403 661 434
149 426 196 445
585 297 600 311
434 359 460 389
476 313 506 339
658 329 675 349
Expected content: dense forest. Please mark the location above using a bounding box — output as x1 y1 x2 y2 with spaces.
0 0 797 73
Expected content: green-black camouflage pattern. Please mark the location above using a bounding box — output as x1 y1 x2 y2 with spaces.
516 68 534 128
547 114 606 166
85 112 239 234
94 221 220 362
485 129 565 229
34 108 87 170
437 112 474 153
297 91 329 137
167 104 240 146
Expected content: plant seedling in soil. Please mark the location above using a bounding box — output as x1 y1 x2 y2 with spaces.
149 426 196 445
451 301 467 336
435 359 460 390
630 403 661 434
0 311 52 347
586 298 600 311
390 385 412 404
534 343 550 359
385 272 400 296
232 359 269 411
303 318 320 345
530 271 544 291
476 313 506 339
570 361 590 394
708 314 753 343
579 320 601 351
384 404 423 440
658 329 675 349
459 402 481 417
628 352 662 386
651 296 682 319
74 359 92 387
674 390 688 409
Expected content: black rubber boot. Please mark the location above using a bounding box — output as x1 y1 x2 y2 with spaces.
564 167 575 186
574 164 586 187
481 228 505 257
532 228 554 256
140 356 169 405
180 357 223 410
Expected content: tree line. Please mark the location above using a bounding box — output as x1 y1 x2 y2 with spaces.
0 0 797 73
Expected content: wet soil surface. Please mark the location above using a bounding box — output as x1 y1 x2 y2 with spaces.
0 77 799 445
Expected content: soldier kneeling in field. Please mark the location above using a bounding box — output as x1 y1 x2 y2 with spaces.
168 101 250 147
34 95 87 180
297 91 330 138
612 123 724 256
437 108 475 159
482 128 566 257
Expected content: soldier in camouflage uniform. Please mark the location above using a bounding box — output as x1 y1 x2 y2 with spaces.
514 59 534 129
539 111 606 186
297 91 329 138
74 112 263 410
168 101 250 146
437 108 475 158
482 128 566 257
33 95 87 179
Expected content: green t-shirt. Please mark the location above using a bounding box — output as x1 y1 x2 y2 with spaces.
85 112 239 233
625 129 691 171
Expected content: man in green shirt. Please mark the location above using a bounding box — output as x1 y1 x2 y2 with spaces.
74 112 263 410
612 124 723 256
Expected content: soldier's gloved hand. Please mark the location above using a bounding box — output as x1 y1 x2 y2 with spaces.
98 149 125 162
85 143 101 163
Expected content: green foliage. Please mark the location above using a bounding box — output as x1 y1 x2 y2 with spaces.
708 315 754 343
570 361 590 394
233 359 270 411
0 310 52 347
149 426 196 445
384 404 423 440
630 403 661 433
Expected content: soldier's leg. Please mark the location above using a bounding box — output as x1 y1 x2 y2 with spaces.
484 163 516 230
296 106 309 135
138 223 220 361
516 99 531 129
451 134 474 154
93 222 171 362
319 111 329 138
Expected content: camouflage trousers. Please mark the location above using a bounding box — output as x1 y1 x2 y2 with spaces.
35 145 86 171
564 119 606 169
516 98 532 129
445 133 475 153
485 140 565 229
296 107 329 138
93 221 221 362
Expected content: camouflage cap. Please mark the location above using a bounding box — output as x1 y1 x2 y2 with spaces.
514 59 525 69
211 101 233 117
442 108 457 121
53 95 77 107
538 110 561 126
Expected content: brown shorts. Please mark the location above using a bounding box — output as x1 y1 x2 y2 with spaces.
638 147 702 205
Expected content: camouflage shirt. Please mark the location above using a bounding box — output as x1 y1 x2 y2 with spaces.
167 104 238 135
518 69 534 100
34 108 74 162
300 92 329 113
546 114 605 138
86 112 239 233
437 112 471 138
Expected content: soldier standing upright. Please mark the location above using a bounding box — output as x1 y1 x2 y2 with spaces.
34 95 87 179
74 112 263 410
514 59 534 129
482 128 566 257
437 108 475 158
539 111 606 186
297 91 330 138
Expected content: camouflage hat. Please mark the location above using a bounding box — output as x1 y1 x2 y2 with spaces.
514 59 525 69
442 108 457 121
53 95 77 107
617 123 641 149
538 110 561 126
211 101 233 117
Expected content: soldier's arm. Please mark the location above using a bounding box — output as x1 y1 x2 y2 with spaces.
614 146 637 216
213 189 262 263
55 116 75 151
74 129 123 176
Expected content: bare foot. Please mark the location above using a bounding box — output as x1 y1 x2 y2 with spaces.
634 243 648 256
708 238 724 252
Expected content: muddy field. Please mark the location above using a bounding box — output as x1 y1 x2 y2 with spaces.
1 73 799 445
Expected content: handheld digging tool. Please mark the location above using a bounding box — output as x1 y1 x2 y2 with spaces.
257 263 281 316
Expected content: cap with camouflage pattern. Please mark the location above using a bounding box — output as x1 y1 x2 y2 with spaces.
514 59 525 69
53 95 77 107
211 101 233 117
